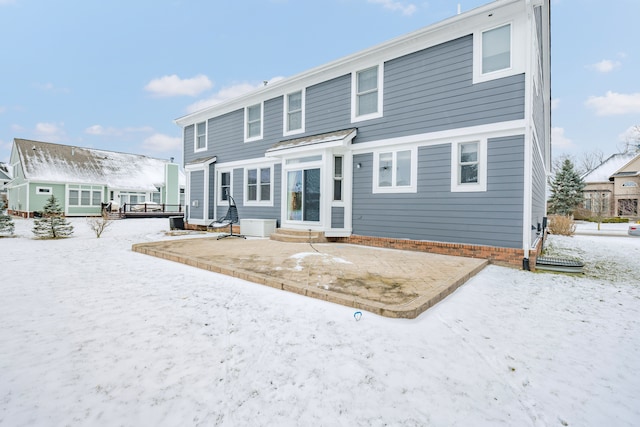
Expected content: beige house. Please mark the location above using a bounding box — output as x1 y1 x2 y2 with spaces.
581 152 640 219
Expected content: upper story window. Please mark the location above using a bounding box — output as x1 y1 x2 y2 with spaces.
245 103 263 142
195 121 207 152
373 147 417 194
284 90 305 136
451 139 487 192
482 24 511 74
352 64 383 122
622 181 638 187
245 166 272 206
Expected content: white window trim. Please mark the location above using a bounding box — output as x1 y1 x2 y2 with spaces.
283 89 305 137
351 63 384 123
217 168 234 204
451 138 488 192
68 185 104 206
243 165 274 207
244 102 264 142
194 121 207 153
472 21 514 84
372 146 417 194
36 186 52 195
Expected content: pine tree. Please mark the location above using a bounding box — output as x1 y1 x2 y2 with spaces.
32 195 74 238
0 199 15 236
548 159 585 216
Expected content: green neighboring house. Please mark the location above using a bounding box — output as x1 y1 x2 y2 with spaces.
6 138 184 217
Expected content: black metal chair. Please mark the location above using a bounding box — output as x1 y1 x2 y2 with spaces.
208 195 246 240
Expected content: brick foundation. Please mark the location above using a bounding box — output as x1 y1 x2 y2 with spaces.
329 234 543 270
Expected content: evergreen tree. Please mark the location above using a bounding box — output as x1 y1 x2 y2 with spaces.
0 199 15 236
548 159 585 216
32 195 74 238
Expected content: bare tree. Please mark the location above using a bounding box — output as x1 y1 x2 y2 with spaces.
87 211 113 238
618 125 640 153
578 149 605 175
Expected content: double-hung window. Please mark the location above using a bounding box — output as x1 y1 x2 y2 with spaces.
451 139 487 192
284 90 304 135
245 167 272 205
195 121 207 151
373 147 417 193
245 103 263 142
352 64 383 122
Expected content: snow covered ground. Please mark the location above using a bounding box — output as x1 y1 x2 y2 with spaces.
1 217 639 426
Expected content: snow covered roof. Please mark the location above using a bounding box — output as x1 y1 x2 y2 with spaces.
15 139 176 192
582 152 639 183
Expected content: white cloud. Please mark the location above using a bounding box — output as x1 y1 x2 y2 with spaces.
588 59 621 73
368 0 417 15
85 125 154 137
551 127 574 149
144 74 213 97
34 122 66 142
585 91 640 116
142 133 182 152
551 98 560 110
186 77 285 114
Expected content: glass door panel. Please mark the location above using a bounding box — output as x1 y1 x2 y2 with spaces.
286 168 320 222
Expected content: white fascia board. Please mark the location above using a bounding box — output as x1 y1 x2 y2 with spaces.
174 0 525 128
350 120 526 154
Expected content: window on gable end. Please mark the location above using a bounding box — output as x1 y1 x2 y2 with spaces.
195 121 207 151
352 64 383 122
482 24 511 74
245 103 263 141
284 90 304 135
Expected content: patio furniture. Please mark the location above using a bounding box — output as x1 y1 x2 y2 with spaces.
208 195 246 240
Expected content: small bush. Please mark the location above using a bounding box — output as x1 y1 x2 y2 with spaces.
601 217 629 223
548 214 576 236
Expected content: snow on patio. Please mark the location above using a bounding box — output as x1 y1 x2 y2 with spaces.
1 217 639 426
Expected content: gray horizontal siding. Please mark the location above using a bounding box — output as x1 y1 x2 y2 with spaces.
183 33 525 169
189 170 204 220
531 143 546 241
331 206 345 228
215 165 282 225
356 35 525 144
352 135 525 248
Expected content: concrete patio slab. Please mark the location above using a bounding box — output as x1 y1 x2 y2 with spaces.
132 236 488 319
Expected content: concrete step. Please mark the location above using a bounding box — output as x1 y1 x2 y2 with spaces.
270 228 327 243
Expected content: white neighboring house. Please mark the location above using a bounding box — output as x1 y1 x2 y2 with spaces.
6 138 185 217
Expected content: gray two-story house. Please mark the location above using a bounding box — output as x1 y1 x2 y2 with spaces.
176 0 551 269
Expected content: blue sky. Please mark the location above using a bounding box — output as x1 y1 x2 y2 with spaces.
1 0 639 167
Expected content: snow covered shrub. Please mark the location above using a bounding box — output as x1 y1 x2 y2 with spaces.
32 195 74 239
548 214 575 236
0 199 15 236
